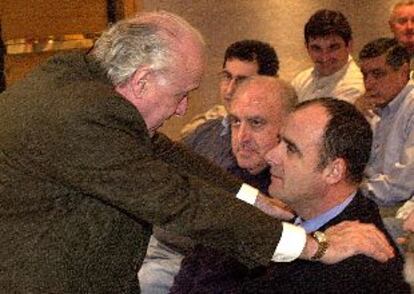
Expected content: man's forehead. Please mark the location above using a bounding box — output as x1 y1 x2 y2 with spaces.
308 34 346 45
233 84 281 106
360 54 387 70
285 105 327 139
224 59 258 73
232 92 269 111
393 4 414 16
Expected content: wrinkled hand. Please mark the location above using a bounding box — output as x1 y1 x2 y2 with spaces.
319 221 394 264
354 94 375 119
254 193 294 220
403 210 414 233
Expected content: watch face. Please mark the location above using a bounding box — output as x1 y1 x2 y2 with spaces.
314 231 327 243
311 231 328 260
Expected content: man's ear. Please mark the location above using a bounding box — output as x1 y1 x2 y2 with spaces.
400 62 410 79
346 40 353 53
130 66 152 99
323 158 346 185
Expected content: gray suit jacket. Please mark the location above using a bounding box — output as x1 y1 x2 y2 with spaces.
0 52 282 293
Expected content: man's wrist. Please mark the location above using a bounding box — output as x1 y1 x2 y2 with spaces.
310 231 328 260
300 232 328 261
300 234 319 260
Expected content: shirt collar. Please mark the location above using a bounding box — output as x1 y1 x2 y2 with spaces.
294 191 356 233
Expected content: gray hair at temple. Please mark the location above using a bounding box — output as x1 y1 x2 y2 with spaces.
390 0 414 20
235 76 298 114
90 11 205 85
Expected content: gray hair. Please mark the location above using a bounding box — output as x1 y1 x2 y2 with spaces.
90 11 205 85
390 1 414 21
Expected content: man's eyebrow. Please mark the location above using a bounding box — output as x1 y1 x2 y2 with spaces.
329 42 341 47
309 44 322 49
246 115 266 123
281 135 303 157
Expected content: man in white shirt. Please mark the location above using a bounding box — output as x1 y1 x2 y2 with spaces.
291 9 363 103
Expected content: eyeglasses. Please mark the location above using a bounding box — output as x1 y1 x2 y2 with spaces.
218 71 249 85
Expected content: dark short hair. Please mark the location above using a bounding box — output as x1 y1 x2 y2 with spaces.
304 9 352 45
295 98 372 184
359 37 410 70
223 40 279 76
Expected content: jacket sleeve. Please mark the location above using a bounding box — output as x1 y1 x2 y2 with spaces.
151 132 242 194
30 95 281 267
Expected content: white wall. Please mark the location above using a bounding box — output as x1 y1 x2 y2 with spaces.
142 0 397 139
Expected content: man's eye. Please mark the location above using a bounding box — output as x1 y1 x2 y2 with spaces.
250 120 263 128
397 17 408 24
287 144 296 154
276 135 282 145
234 76 248 85
372 70 387 79
229 118 240 126
310 46 321 52
219 72 232 81
330 44 340 51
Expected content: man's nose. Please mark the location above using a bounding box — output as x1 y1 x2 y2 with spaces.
175 96 188 116
224 79 237 98
364 75 375 92
265 142 282 166
319 51 331 63
237 123 251 143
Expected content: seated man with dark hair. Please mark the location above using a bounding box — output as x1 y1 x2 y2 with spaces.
171 98 410 293
355 38 414 252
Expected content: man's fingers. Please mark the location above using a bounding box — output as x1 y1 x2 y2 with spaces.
397 237 407 245
321 221 394 264
357 223 394 258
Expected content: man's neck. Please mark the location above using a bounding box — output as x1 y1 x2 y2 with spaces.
295 185 356 220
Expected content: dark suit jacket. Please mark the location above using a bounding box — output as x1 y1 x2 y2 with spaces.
171 191 411 293
0 53 283 293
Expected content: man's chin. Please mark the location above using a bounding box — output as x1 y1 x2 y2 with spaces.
237 161 266 175
317 66 339 77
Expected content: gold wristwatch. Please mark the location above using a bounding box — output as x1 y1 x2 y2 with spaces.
311 231 328 260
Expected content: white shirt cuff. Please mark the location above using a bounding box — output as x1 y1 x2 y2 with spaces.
236 183 259 205
272 222 306 262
